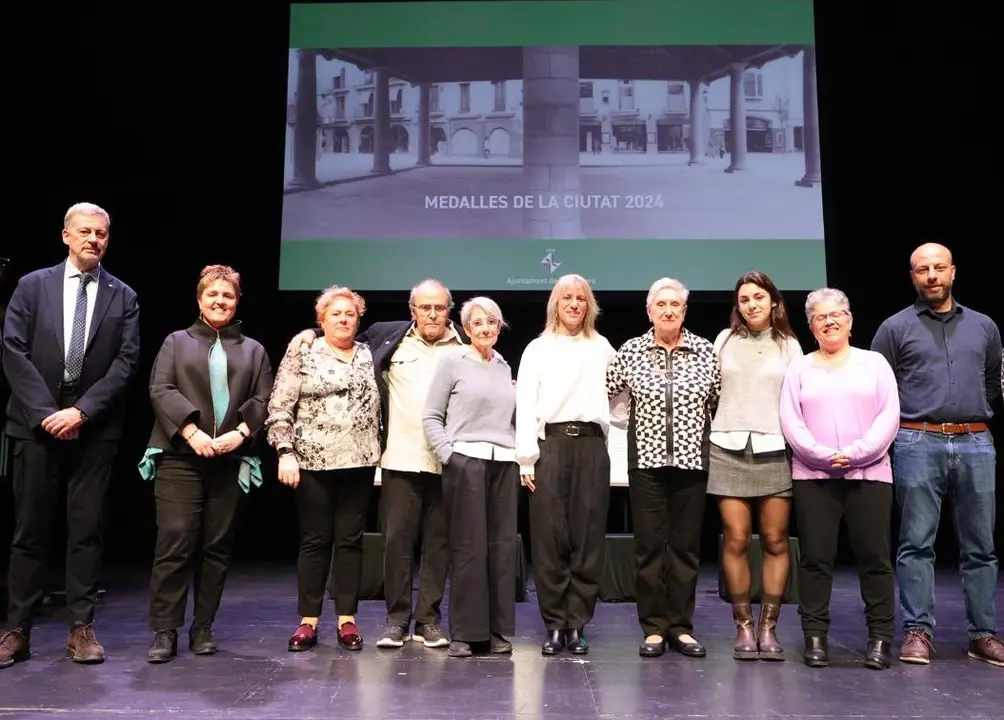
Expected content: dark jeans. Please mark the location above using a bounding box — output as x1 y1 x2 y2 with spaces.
892 428 998 640
296 467 372 617
441 454 518 643
149 454 244 630
792 479 895 641
6 437 115 631
628 466 707 639
381 469 449 628
529 432 610 633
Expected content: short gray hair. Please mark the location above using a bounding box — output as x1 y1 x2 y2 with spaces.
64 202 110 229
646 277 689 307
805 287 851 322
460 296 506 328
409 278 453 308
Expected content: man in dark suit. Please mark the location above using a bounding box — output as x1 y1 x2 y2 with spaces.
0 203 140 669
291 279 468 649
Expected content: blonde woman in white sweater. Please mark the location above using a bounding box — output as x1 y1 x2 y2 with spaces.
515 274 616 657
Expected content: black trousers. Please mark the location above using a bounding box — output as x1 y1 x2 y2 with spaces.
441 454 519 643
792 479 895 641
148 454 244 630
628 466 708 639
6 436 115 631
381 469 449 627
297 467 372 617
528 430 610 632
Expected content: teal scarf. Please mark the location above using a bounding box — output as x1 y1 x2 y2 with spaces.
138 447 263 493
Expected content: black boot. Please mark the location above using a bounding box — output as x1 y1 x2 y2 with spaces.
863 638 891 670
565 628 588 655
541 629 564 655
802 635 829 668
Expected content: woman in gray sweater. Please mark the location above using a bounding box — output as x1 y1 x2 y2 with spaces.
708 271 802 662
422 296 518 658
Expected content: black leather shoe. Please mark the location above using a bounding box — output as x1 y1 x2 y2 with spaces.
803 635 829 667
189 624 217 655
667 634 706 658
639 637 665 658
147 630 178 664
541 629 564 655
566 628 588 655
863 638 892 670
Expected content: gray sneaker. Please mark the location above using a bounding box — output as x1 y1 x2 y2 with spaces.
413 623 450 648
376 625 408 648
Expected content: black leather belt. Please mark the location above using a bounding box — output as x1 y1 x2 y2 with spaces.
544 422 603 438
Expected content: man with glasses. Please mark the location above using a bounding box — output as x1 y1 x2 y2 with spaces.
871 242 1003 668
289 278 466 649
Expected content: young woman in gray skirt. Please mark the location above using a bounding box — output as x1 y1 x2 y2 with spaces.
708 271 802 662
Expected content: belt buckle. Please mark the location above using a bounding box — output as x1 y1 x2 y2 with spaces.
565 424 580 437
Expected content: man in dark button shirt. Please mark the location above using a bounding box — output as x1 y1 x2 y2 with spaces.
871 242 1003 668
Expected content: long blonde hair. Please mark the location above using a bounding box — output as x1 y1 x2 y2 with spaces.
542 274 600 337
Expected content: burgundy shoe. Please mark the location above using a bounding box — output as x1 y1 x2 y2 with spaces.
899 629 933 665
337 622 363 651
0 630 30 669
66 623 105 664
968 636 1004 667
288 623 317 652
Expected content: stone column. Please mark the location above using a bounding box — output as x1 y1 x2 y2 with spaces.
725 63 747 174
687 79 703 165
796 46 822 187
521 46 583 240
291 49 318 189
417 83 431 166
371 67 391 175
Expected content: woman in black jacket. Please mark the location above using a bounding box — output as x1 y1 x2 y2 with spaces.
140 264 273 663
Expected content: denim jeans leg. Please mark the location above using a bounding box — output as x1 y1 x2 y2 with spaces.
950 431 998 640
893 430 949 638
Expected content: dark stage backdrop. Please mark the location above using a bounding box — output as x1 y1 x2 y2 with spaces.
0 1 999 572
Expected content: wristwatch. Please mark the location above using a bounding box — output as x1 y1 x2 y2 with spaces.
237 426 249 439
277 446 294 457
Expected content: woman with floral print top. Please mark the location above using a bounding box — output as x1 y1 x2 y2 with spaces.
266 285 380 654
606 277 719 660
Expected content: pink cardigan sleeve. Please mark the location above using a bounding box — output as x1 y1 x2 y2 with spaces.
778 359 839 469
842 353 901 468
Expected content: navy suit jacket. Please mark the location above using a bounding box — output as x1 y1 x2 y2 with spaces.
2 260 141 440
315 319 469 451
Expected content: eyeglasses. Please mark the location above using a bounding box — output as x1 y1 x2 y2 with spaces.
413 304 449 316
469 318 500 329
811 310 849 325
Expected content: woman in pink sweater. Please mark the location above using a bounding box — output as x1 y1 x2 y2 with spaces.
779 288 900 671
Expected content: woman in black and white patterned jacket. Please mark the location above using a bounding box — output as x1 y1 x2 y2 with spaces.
606 277 719 659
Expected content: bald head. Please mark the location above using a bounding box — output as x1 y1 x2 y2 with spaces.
909 243 955 311
910 242 953 271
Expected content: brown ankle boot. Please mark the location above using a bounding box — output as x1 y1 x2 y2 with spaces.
757 602 785 661
732 602 758 660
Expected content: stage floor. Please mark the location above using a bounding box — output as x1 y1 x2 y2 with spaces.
1 566 1001 719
